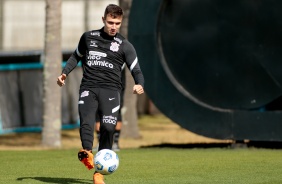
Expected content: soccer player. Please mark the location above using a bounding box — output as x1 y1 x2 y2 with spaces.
57 4 144 184
95 66 125 152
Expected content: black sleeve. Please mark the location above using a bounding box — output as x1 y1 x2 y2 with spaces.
123 40 145 87
121 64 126 90
62 33 87 75
62 51 81 75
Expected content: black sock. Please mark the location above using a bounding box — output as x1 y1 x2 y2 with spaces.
96 131 100 141
113 130 120 144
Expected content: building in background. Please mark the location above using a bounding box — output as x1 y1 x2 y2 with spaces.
0 0 118 51
0 0 122 134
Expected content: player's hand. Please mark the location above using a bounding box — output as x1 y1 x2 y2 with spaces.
57 74 67 87
133 84 144 95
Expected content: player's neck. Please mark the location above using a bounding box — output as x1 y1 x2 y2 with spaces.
101 27 117 40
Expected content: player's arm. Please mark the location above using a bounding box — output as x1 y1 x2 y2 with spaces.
57 33 87 87
123 41 145 94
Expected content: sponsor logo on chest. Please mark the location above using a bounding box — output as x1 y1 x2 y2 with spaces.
87 51 113 68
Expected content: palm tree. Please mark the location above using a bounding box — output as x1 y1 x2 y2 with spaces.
42 0 62 147
119 0 141 138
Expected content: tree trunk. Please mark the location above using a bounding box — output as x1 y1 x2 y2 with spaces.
84 0 89 32
119 0 141 138
0 0 3 49
42 0 62 147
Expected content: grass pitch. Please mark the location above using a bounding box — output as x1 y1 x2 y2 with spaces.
0 148 282 184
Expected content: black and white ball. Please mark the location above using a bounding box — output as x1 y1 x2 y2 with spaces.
94 149 119 175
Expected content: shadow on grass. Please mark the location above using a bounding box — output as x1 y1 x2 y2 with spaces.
141 143 232 149
17 177 91 184
140 141 282 149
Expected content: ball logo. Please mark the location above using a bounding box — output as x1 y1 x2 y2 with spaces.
108 165 117 173
103 152 113 161
95 161 104 171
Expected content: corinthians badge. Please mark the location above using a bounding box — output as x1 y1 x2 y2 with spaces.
110 42 120 52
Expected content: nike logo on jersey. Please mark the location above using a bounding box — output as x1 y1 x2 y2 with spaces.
109 98 115 101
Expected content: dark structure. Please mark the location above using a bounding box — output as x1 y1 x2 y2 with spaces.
0 51 81 134
129 0 282 141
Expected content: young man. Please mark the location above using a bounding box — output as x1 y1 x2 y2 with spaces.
57 4 144 184
95 66 125 152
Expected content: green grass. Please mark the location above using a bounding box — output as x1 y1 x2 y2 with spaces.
0 148 282 184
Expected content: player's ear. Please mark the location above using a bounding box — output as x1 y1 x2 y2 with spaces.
102 17 105 23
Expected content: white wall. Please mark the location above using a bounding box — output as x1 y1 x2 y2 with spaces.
2 0 118 51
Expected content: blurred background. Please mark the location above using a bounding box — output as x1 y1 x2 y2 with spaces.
1 0 282 147
0 0 114 51
0 0 157 140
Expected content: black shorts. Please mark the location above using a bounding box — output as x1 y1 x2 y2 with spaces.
96 88 124 122
78 88 120 150
96 109 122 122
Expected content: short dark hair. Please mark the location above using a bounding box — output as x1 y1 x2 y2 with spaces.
104 4 123 18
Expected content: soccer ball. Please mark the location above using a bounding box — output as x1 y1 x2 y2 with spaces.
94 149 119 175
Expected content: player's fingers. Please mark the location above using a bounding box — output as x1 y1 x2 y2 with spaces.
57 76 65 87
133 88 143 94
138 89 144 94
138 86 144 92
57 80 63 87
61 74 67 80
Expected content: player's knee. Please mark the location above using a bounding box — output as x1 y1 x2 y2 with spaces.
101 123 116 134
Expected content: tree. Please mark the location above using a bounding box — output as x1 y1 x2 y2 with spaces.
42 0 62 147
119 0 141 138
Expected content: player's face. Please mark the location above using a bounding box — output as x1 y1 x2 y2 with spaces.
103 14 122 36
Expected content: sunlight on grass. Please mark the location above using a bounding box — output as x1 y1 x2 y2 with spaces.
1 148 282 184
138 114 174 127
